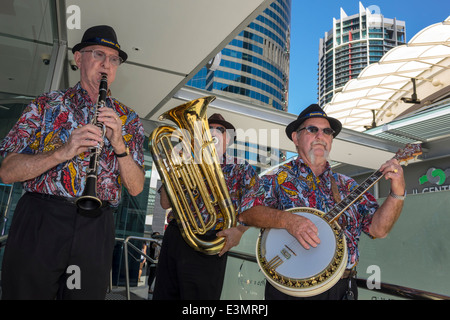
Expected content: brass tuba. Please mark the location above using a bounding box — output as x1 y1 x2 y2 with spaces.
149 96 236 255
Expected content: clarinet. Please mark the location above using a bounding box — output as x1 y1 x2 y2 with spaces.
76 73 108 211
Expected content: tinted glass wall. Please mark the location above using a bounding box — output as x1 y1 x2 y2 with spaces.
188 0 291 112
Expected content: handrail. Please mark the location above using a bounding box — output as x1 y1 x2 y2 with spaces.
2 235 448 300
227 250 450 300
355 278 450 300
120 235 162 300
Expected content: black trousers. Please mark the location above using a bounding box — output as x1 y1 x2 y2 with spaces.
152 222 228 300
265 276 358 300
1 192 115 300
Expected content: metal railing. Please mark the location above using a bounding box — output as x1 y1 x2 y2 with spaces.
1 235 448 300
355 278 450 300
115 235 162 300
227 251 450 300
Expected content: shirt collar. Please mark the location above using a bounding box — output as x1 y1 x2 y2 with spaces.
221 153 236 166
74 81 112 102
74 82 88 96
295 156 332 178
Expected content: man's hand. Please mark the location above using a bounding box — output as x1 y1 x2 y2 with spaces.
285 214 320 250
379 158 405 197
96 107 124 150
216 225 248 257
57 124 103 161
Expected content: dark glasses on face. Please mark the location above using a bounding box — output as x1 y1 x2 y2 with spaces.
297 125 335 136
210 126 226 134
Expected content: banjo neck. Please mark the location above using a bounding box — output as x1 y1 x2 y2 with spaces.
324 170 383 223
323 143 422 224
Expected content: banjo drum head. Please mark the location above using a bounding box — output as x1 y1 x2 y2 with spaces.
257 207 347 297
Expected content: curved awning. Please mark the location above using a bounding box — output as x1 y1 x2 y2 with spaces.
324 16 450 132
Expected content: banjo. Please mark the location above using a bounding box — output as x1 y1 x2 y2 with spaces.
256 143 422 297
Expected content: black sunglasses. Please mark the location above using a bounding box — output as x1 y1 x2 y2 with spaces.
210 126 226 134
297 125 335 136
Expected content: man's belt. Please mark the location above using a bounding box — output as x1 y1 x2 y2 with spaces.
341 269 357 279
27 192 110 208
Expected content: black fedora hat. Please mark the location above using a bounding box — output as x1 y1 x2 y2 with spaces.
208 113 235 132
72 25 127 62
286 104 342 140
208 113 236 145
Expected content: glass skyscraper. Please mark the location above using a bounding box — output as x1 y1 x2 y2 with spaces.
318 2 406 106
188 0 291 112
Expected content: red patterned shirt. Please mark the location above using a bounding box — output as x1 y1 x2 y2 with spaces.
166 154 265 230
0 82 145 206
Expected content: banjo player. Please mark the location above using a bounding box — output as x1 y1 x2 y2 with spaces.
238 104 406 300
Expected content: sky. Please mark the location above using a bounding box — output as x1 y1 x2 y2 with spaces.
287 0 450 116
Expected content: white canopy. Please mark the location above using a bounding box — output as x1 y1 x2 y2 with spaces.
324 16 450 132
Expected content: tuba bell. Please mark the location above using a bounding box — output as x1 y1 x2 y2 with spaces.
149 96 236 255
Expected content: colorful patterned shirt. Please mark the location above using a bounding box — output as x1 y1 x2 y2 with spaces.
262 157 379 268
0 82 145 206
166 154 265 230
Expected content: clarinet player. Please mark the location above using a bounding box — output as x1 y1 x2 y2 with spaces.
0 25 145 299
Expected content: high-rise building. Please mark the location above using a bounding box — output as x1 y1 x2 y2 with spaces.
318 2 406 107
188 0 291 112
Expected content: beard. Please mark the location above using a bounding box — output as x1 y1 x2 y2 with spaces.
308 141 330 165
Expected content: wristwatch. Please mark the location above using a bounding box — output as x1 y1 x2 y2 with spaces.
114 146 130 158
389 189 406 201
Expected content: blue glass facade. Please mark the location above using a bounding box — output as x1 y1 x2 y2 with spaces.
188 0 291 111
